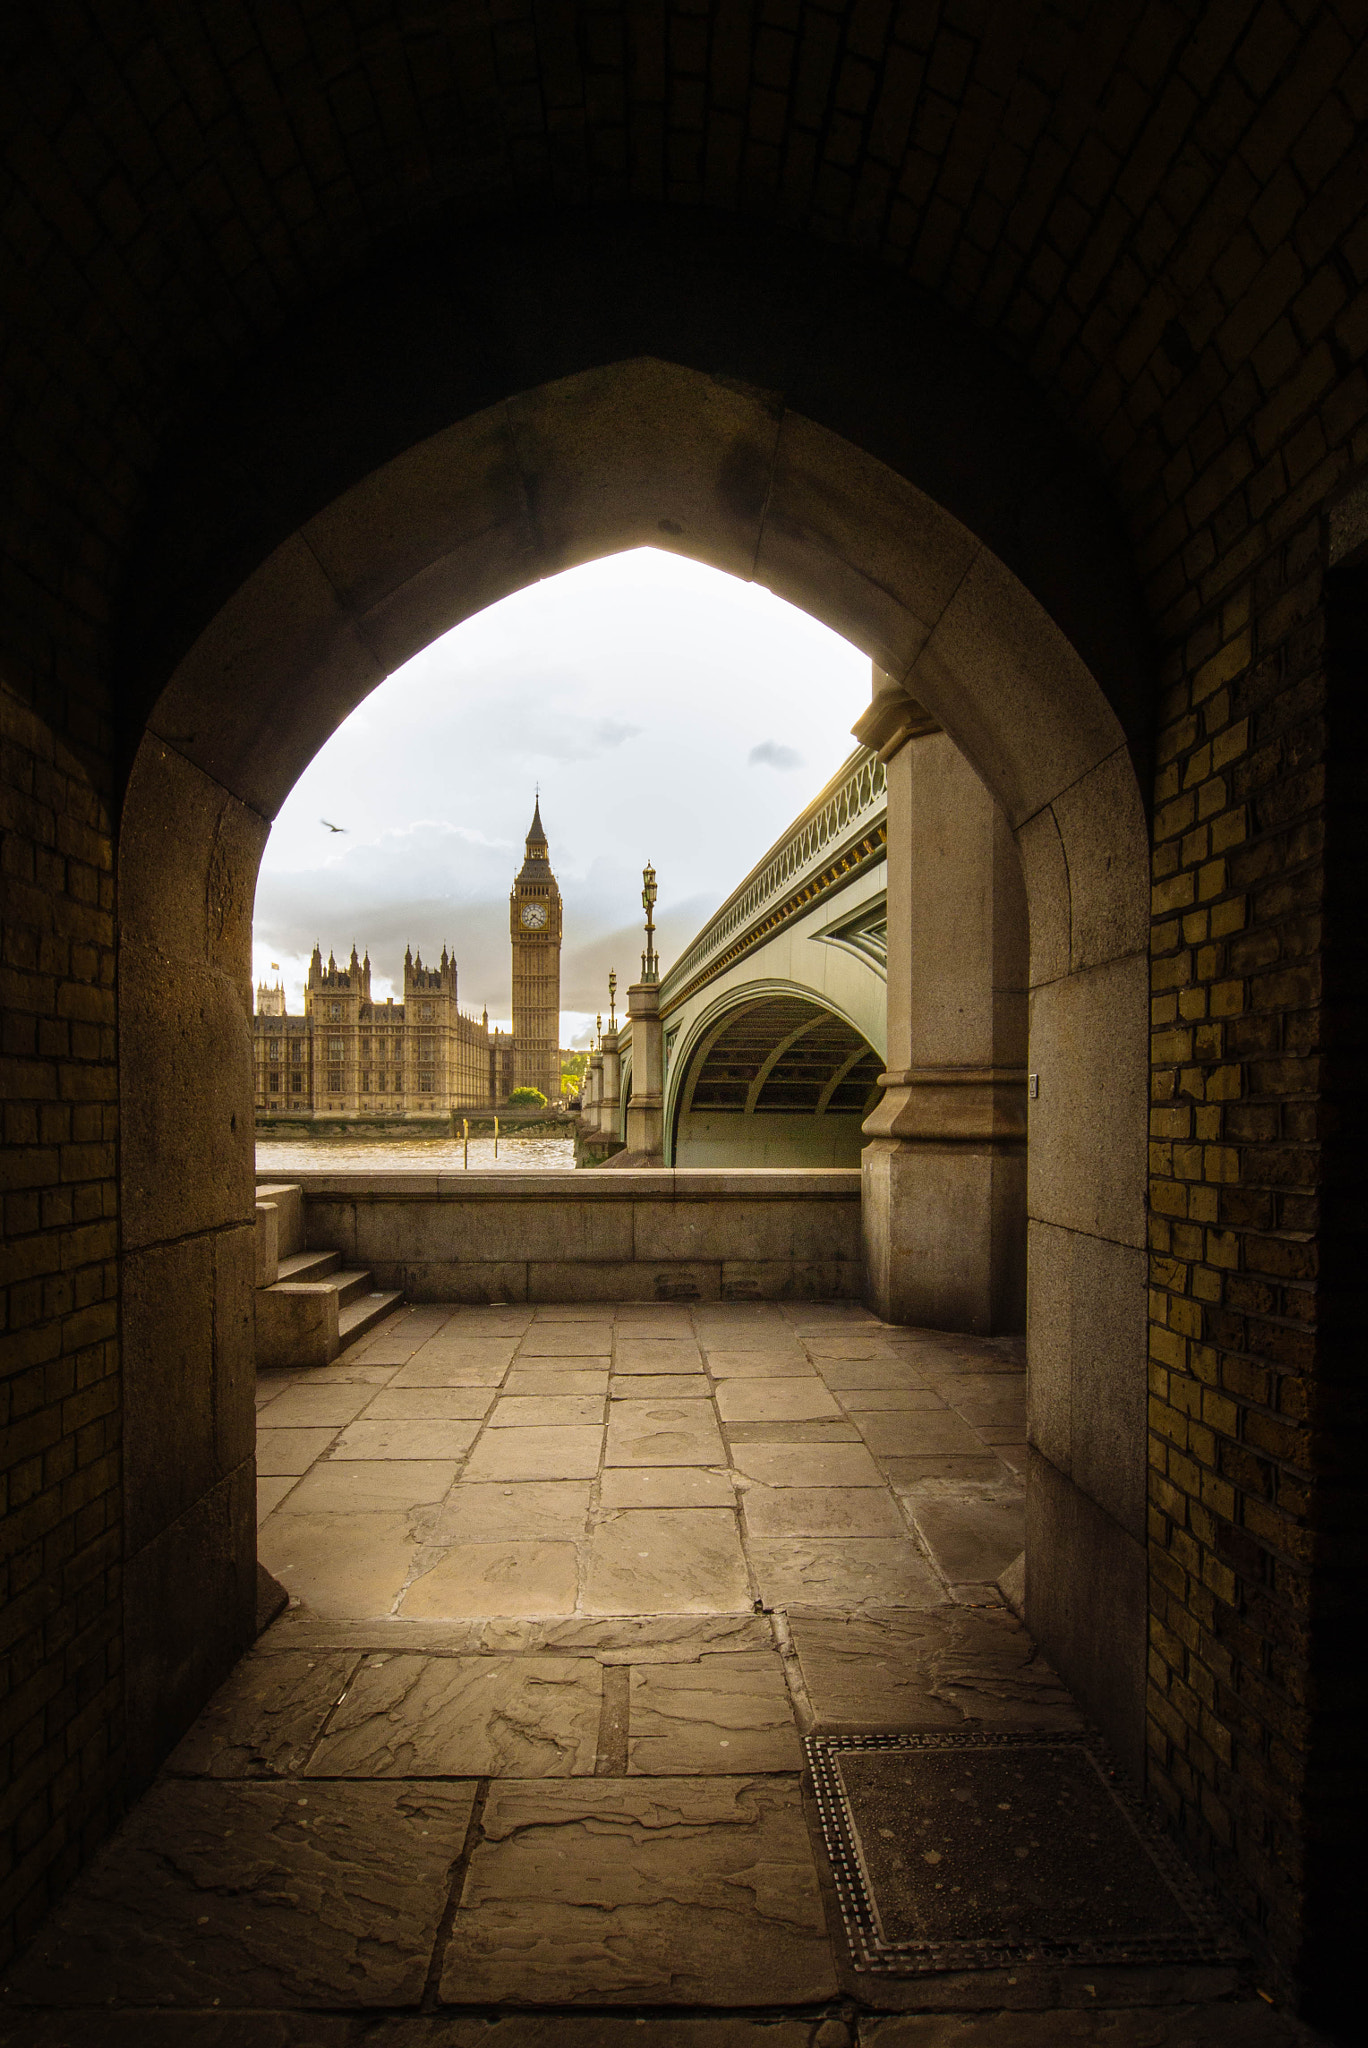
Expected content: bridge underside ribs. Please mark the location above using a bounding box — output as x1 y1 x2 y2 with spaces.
686 997 881 1117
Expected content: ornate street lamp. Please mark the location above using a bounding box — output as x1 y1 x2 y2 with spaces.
608 970 617 1031
641 862 658 984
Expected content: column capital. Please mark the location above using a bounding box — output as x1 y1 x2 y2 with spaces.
626 980 661 1018
851 681 941 762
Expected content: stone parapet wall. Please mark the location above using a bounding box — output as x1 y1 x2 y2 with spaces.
268 1170 862 1305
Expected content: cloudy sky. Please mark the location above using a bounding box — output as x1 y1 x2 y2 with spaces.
252 548 872 1046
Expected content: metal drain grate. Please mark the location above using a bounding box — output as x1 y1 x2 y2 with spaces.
806 1730 1245 1975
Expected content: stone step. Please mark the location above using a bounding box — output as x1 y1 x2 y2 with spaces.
276 1248 340 1283
331 1267 377 1310
252 1189 403 1368
257 1269 398 1369
256 1281 340 1372
338 1290 403 1350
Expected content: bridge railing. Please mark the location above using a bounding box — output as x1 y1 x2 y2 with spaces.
659 745 887 1009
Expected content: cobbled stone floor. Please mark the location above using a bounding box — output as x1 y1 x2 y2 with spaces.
1 1302 1318 2045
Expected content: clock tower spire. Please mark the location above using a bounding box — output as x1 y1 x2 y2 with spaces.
509 797 562 1103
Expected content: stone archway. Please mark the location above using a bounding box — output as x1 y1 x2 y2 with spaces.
117 352 1150 1783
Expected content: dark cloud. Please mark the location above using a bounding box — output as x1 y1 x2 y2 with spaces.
253 818 716 1023
559 897 714 1013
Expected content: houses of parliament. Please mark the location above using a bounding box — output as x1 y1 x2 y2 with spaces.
253 803 563 1118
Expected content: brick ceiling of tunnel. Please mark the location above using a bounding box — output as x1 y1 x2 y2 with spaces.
1 1 1363 700
685 995 882 1114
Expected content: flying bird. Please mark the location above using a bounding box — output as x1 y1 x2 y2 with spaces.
320 819 347 833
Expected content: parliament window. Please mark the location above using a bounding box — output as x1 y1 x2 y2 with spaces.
328 1037 343 1057
419 1074 433 1092
328 1069 342 1090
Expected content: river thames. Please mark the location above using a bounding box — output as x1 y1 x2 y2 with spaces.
256 1134 577 1172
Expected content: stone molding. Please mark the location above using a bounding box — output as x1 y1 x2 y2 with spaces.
863 1064 1028 1144
850 682 942 762
261 1169 861 1199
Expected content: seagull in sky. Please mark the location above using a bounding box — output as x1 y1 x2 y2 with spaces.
320 819 346 833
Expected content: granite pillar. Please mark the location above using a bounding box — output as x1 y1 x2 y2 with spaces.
625 982 664 1161
858 683 1028 1334
598 1029 621 1141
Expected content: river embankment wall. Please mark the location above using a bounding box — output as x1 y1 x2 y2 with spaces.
259 1167 862 1302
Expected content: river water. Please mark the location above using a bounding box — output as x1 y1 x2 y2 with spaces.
256 1134 577 1173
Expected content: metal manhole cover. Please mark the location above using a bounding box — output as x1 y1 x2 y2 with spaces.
806 1731 1245 1974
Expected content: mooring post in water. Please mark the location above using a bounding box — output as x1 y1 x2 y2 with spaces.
463 1117 469 1169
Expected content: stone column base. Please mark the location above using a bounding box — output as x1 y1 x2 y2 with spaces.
623 1109 663 1159
862 1135 1026 1334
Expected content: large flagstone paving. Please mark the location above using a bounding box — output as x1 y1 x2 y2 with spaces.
262 1299 1032 1631
8 1779 478 2008
304 1653 602 1776
627 1654 803 1774
8 1300 1277 2037
440 1777 837 2005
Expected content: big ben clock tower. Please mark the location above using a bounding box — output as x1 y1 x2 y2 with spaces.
509 798 562 1102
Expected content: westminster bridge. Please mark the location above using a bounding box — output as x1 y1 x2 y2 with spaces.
604 745 890 1169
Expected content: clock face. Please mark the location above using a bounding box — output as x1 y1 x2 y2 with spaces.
520 902 548 930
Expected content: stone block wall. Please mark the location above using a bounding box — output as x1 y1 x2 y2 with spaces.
116 741 263 1795
285 1169 864 1305
0 696 121 1962
1140 310 1368 1986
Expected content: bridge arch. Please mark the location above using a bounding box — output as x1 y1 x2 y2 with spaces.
665 983 882 1169
116 274 1149 1785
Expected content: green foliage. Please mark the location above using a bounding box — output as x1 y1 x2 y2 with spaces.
508 1086 547 1109
560 1051 588 1098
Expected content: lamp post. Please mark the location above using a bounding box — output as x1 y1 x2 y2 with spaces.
598 973 621 1145
585 1012 604 1131
641 863 658 984
625 863 665 1160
